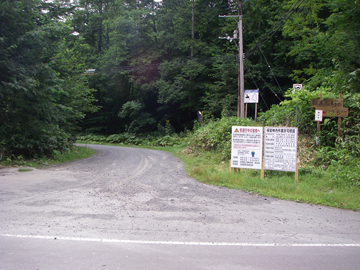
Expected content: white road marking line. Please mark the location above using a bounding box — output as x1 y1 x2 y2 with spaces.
1 234 360 247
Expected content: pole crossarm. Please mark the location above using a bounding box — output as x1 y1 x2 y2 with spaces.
218 37 239 40
219 15 243 18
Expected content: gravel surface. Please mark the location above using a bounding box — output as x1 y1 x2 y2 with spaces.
1 144 360 245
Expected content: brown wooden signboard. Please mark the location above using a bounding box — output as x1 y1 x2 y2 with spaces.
321 107 349 117
311 99 343 108
312 94 347 137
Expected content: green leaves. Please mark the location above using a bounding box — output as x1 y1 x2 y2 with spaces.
0 0 98 158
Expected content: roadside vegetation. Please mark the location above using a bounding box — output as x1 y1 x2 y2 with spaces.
75 88 360 211
0 146 95 169
1 87 358 211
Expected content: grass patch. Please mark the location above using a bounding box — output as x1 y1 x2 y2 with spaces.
71 141 360 211
18 168 33 172
158 146 360 211
0 146 95 169
82 141 360 211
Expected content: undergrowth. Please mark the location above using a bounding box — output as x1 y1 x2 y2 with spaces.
0 146 95 169
77 132 184 147
3 86 358 210
75 112 360 211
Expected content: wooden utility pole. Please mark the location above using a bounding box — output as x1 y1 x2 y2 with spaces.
189 0 195 120
219 1 245 118
238 0 245 118
191 0 195 59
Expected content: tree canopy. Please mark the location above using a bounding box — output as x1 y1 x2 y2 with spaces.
1 0 359 157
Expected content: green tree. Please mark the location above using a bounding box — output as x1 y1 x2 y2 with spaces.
325 0 360 93
0 0 97 158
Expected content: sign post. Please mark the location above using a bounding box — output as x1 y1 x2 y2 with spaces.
244 89 259 121
293 84 302 123
311 94 348 139
315 110 323 146
338 94 343 136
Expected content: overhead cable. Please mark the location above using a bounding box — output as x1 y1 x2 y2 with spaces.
246 0 307 57
244 19 284 95
247 61 282 102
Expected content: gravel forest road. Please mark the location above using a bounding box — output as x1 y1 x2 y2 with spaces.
0 144 359 269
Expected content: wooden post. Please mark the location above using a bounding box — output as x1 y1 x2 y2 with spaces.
261 128 265 180
338 94 343 137
295 163 299 183
238 0 244 118
201 111 204 127
316 93 322 146
316 121 321 146
245 103 248 118
255 103 258 122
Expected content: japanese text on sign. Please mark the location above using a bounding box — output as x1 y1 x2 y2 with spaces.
322 107 349 117
315 110 323 121
311 99 343 108
231 126 263 170
264 127 298 172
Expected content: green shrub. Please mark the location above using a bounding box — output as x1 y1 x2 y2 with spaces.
157 135 180 146
258 87 335 135
188 116 258 160
106 134 128 144
1 124 74 159
76 132 182 147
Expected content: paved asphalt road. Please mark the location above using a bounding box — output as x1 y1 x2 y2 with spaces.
0 144 359 269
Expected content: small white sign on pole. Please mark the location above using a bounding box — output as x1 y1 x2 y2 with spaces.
293 84 303 91
244 89 259 103
264 127 298 172
315 110 323 121
231 126 263 169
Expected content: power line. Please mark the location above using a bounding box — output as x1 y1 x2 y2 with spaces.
248 72 269 110
246 0 307 57
244 19 284 95
247 61 282 102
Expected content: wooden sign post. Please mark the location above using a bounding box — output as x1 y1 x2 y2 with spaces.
244 89 259 121
338 94 343 136
315 109 323 146
311 94 348 138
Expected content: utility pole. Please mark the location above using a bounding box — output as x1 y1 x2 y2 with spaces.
189 0 195 121
238 0 244 118
191 0 195 59
219 1 245 118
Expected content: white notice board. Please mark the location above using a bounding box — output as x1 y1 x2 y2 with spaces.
231 126 263 169
244 89 259 103
315 110 323 121
264 127 298 172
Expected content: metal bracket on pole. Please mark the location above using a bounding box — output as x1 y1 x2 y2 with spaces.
219 15 243 18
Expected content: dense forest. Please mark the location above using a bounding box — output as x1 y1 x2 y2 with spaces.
1 0 359 158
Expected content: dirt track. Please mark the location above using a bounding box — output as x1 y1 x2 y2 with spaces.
1 144 359 244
